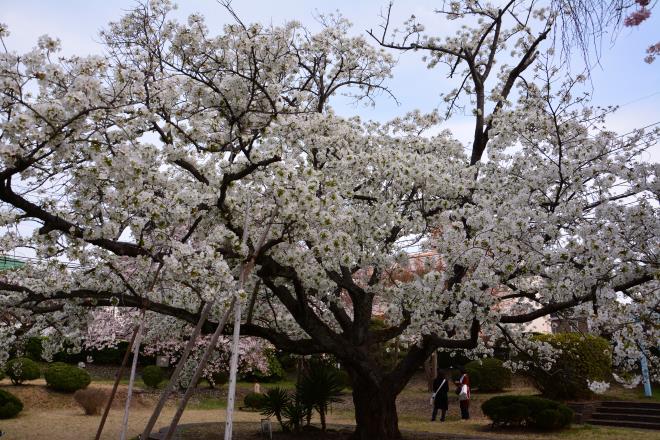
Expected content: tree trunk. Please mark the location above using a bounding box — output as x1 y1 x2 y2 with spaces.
350 380 401 440
320 406 327 431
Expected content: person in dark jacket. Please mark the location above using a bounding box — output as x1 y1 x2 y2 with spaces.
431 371 449 421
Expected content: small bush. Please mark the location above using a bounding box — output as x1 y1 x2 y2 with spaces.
74 388 109 415
244 392 267 409
210 371 229 388
5 357 40 385
528 333 611 400
0 389 23 419
465 358 512 392
482 395 573 431
45 363 91 392
141 365 164 388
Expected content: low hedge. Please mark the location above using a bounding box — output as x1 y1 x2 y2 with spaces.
482 395 573 431
465 358 512 392
0 389 23 419
142 365 164 388
45 363 91 392
5 357 40 385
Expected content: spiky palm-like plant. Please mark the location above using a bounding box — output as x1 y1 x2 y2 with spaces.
297 364 345 431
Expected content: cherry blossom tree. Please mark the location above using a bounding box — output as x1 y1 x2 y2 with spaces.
0 1 658 439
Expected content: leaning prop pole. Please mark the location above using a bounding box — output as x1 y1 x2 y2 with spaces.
224 269 247 440
120 315 145 440
162 300 235 440
141 301 214 440
225 207 277 440
94 325 140 440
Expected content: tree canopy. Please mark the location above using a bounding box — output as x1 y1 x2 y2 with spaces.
0 1 658 439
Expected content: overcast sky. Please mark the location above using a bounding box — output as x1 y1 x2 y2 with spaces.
2 0 659 157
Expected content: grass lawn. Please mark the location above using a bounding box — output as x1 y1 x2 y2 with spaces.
1 372 659 440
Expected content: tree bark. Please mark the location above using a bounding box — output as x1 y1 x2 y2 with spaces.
350 379 401 440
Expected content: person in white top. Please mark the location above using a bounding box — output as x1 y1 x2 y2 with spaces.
456 368 471 420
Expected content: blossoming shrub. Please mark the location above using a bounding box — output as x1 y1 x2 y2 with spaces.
0 389 23 419
141 365 164 388
45 363 91 393
529 333 611 400
482 395 573 430
5 357 40 385
465 358 512 392
241 350 285 383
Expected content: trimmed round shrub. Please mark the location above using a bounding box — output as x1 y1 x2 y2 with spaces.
5 357 40 385
0 389 23 419
482 395 573 431
465 358 512 392
244 392 267 409
45 363 91 392
529 333 611 400
142 365 164 388
74 388 109 415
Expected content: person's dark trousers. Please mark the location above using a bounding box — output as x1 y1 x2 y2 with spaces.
431 406 446 421
460 400 470 419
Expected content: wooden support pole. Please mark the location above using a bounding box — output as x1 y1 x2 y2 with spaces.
120 318 145 440
141 301 213 440
94 325 140 440
163 299 235 440
224 292 243 440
